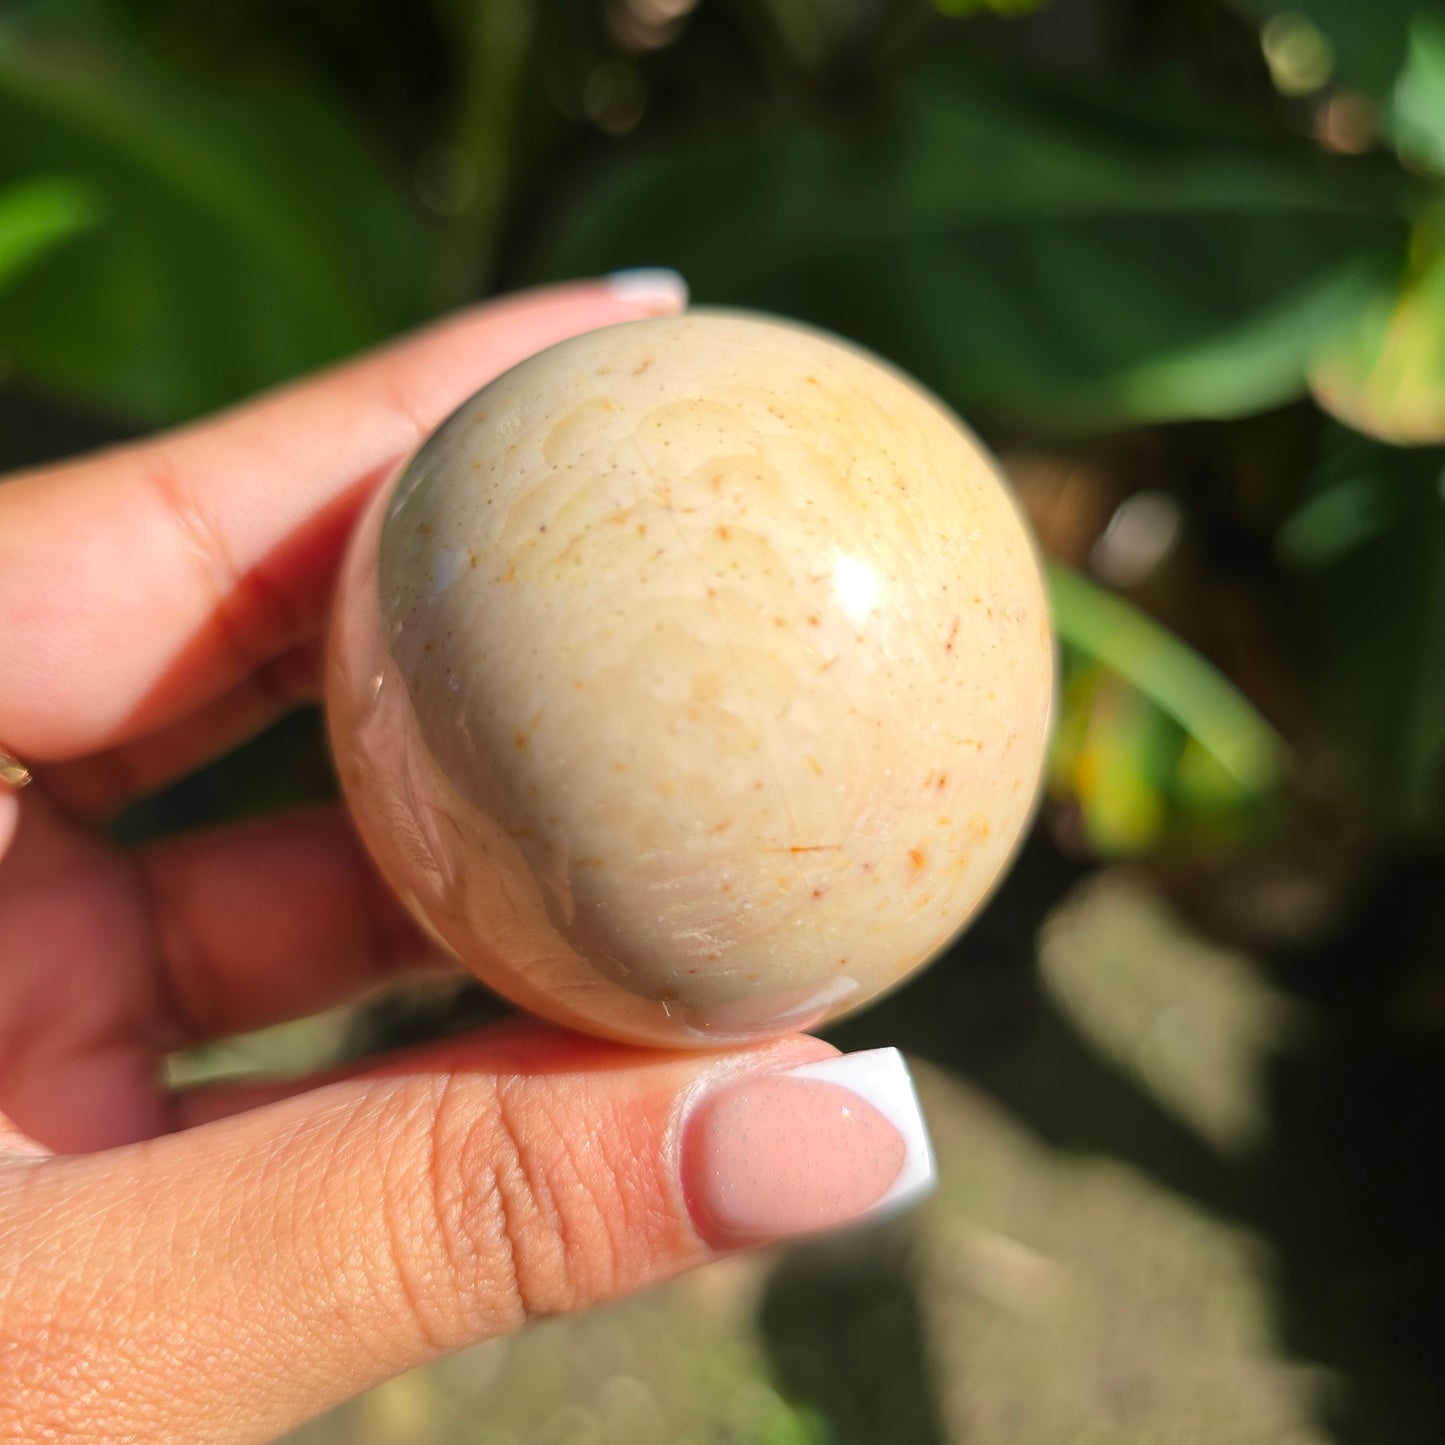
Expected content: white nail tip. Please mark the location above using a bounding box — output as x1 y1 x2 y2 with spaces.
606 267 690 312
785 1047 937 1220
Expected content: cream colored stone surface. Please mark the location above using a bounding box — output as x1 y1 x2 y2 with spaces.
327 311 1053 1045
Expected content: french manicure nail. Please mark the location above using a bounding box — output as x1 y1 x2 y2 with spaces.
606 267 690 315
683 1048 935 1247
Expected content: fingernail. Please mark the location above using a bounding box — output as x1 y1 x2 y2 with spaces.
683 1048 935 1247
606 267 690 315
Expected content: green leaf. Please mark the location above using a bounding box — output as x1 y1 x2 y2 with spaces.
1048 563 1286 793
1393 11 1445 169
0 16 436 423
532 61 1408 432
1074 675 1180 856
1278 429 1445 821
1309 214 1445 443
1049 643 1277 859
0 175 97 292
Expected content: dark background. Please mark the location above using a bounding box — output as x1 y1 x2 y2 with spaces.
2 2 1443 1441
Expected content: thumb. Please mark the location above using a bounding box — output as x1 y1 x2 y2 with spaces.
0 1027 932 1444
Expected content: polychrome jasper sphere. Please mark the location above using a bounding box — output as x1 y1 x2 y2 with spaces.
327 311 1053 1047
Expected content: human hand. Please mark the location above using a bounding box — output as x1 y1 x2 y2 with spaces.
0 278 933 1443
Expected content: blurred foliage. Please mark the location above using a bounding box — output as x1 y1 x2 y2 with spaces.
0 1 435 419
1278 426 1445 820
2 0 1445 854
1225 1 1445 167
0 175 98 292
1047 566 1282 855
533 59 1408 430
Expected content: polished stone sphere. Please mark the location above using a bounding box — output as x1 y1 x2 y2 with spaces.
327 311 1053 1046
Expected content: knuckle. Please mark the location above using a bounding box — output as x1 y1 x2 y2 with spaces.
143 440 307 670
402 1077 632 1345
356 1073 676 1355
370 358 433 458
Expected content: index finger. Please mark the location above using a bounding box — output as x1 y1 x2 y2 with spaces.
0 275 688 762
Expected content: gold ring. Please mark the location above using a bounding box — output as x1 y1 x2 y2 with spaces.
0 750 32 789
